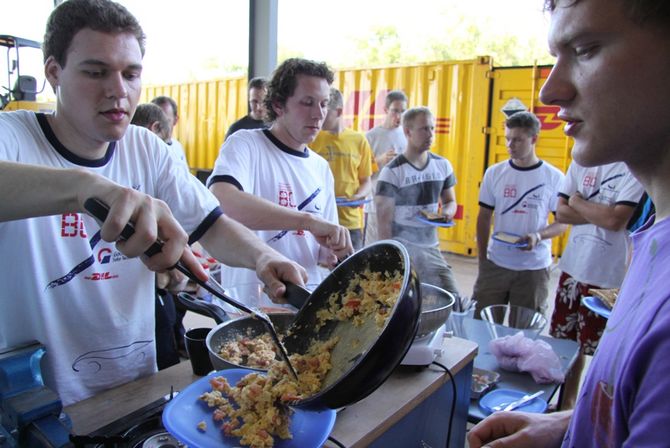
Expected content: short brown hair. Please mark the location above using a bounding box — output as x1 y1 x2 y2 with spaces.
264 58 334 122
544 0 670 27
131 103 170 142
402 106 432 129
43 0 145 66
505 111 541 137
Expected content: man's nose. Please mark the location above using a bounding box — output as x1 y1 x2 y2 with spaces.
540 60 575 106
104 72 128 99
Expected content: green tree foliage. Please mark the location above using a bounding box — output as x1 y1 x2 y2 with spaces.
350 12 554 68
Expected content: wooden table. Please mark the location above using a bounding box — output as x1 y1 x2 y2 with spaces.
450 316 579 423
65 336 478 448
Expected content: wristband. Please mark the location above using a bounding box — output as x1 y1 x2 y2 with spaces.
535 232 542 242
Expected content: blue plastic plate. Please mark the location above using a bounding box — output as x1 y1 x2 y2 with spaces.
335 197 371 207
163 369 337 448
479 388 547 415
492 232 528 248
582 296 612 319
415 215 455 227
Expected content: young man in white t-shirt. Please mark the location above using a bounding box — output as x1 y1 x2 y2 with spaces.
473 111 566 317
0 0 306 406
208 58 353 293
364 90 408 245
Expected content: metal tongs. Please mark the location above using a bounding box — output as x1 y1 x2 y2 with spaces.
84 198 300 382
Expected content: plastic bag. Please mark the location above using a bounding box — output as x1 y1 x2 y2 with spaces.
489 331 565 384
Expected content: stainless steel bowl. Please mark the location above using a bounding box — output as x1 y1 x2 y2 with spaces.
416 283 455 339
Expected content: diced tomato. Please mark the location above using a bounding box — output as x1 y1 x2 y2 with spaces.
210 377 226 391
345 299 361 308
221 422 234 435
213 409 227 421
280 393 300 402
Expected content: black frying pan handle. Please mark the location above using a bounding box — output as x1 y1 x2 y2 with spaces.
83 197 163 258
283 281 311 310
177 292 229 324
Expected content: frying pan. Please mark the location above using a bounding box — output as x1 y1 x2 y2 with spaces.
281 240 421 410
175 292 296 371
206 313 296 371
180 240 421 411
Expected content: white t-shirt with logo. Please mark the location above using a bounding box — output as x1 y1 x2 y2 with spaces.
0 112 220 405
208 129 337 291
558 161 644 287
479 160 564 270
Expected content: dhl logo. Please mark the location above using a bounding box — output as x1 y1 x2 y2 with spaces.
435 117 450 135
534 105 563 131
341 89 450 134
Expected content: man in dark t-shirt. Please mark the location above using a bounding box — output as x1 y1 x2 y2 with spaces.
225 76 268 139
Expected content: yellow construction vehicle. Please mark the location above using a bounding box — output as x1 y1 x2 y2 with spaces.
0 34 54 112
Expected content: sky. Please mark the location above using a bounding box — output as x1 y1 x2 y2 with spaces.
1 0 552 86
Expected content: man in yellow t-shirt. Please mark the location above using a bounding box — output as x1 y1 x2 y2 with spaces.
311 87 373 250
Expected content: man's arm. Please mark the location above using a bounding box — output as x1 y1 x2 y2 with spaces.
476 206 493 262
468 410 572 448
567 192 637 231
0 160 205 278
556 196 588 225
197 214 307 298
519 220 568 251
352 175 372 200
375 195 395 240
375 149 397 170
209 182 352 258
440 186 458 220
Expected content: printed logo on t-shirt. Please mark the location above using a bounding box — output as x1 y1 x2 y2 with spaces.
583 174 597 188
60 213 88 238
84 272 119 281
97 248 128 264
504 184 517 198
278 183 297 208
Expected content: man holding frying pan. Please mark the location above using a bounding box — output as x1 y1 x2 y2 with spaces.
0 0 306 406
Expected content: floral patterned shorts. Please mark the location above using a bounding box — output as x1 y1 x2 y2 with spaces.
549 271 608 355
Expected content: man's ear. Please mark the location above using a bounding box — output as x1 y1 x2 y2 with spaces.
272 101 283 117
150 121 161 134
336 107 344 118
44 56 61 93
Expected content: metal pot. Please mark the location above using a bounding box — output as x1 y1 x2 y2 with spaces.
416 283 455 339
205 313 296 371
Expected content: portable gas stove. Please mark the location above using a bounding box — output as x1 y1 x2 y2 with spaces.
70 394 181 448
400 323 448 366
